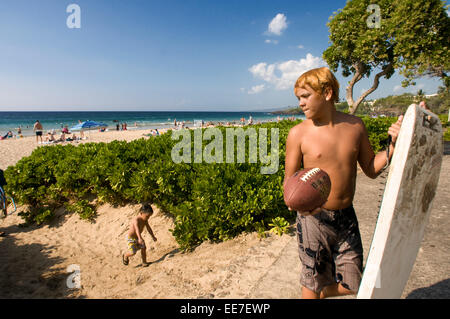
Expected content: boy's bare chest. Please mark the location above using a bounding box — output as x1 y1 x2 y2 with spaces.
301 127 360 162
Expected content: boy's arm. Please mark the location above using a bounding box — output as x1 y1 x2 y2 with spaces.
284 125 321 216
358 116 403 179
146 222 157 241
284 126 303 186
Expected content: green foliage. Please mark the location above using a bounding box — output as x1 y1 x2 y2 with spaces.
444 129 450 142
268 217 290 236
360 116 397 152
3 117 402 250
323 0 450 113
65 200 96 221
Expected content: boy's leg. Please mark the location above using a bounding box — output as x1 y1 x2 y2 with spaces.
319 283 355 299
296 212 336 297
140 247 151 266
141 247 147 263
302 283 355 299
124 251 135 259
333 208 364 296
301 286 321 299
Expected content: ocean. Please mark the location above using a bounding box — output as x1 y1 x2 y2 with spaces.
0 111 304 137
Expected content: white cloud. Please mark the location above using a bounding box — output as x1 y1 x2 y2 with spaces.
248 53 326 91
267 13 288 36
297 44 304 49
393 85 403 93
265 39 279 44
394 83 425 94
248 84 266 94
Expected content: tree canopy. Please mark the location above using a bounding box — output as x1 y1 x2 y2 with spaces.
323 0 450 114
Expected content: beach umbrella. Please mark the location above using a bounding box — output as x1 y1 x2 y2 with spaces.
70 120 108 139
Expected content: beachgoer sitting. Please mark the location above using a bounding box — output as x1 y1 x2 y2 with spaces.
65 132 77 141
45 131 56 142
58 132 66 142
62 126 70 134
122 203 157 267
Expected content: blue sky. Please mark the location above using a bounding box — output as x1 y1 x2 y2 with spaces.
0 0 446 111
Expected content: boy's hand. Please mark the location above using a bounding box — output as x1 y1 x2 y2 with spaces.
388 115 403 145
152 236 157 242
138 238 146 247
288 206 322 216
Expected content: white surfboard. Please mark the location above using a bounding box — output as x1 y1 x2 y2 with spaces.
357 104 443 299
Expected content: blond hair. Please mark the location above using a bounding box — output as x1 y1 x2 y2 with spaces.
294 67 340 102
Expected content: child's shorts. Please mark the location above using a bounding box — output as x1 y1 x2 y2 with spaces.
296 205 363 294
127 236 146 254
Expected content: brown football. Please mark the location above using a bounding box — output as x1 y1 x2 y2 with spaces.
283 168 331 212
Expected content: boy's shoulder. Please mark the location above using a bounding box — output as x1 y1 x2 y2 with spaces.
288 118 310 135
335 112 366 131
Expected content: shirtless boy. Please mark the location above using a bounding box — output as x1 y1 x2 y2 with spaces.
122 203 157 267
33 120 43 143
284 67 403 299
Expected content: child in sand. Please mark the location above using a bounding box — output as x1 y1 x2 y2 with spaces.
285 67 402 299
122 203 157 267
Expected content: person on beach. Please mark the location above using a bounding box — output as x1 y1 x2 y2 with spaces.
284 67 403 299
45 131 56 143
59 132 66 142
33 120 43 143
122 203 157 267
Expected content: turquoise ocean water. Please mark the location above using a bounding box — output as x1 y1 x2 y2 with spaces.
0 111 304 137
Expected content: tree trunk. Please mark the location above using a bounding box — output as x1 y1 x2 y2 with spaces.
346 63 393 114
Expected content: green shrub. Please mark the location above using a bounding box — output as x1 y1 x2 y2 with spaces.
4 117 399 249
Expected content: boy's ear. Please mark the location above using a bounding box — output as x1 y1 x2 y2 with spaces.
324 87 333 101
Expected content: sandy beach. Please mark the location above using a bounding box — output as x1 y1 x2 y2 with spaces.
0 129 448 299
0 128 170 171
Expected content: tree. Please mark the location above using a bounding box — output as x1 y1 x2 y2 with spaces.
416 89 425 102
323 0 450 114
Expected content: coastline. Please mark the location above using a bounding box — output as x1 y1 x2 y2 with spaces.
0 127 165 170
0 116 299 170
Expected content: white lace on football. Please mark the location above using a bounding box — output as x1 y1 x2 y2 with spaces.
300 168 320 182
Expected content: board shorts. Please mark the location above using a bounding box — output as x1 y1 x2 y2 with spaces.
127 236 146 254
296 205 363 294
35 131 43 136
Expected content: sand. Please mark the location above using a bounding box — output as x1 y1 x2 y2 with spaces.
0 128 168 171
0 129 449 299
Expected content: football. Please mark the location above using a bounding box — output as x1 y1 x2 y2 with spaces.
283 168 331 212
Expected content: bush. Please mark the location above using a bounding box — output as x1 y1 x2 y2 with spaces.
4 117 399 249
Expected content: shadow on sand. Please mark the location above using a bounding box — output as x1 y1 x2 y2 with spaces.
406 278 450 299
0 224 85 298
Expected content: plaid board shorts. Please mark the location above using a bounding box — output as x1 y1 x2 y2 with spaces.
296 205 363 293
